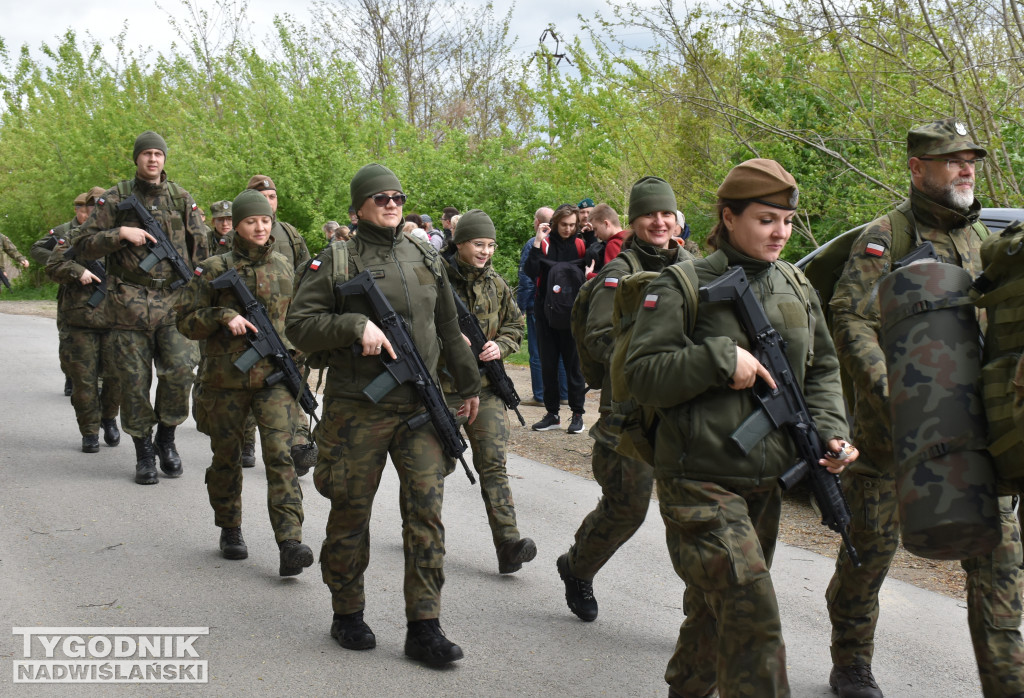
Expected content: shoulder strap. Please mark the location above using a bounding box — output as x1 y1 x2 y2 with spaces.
776 260 816 365
116 180 132 197
662 261 701 336
403 233 446 281
888 200 918 261
620 248 643 275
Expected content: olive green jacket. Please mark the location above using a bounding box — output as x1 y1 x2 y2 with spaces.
440 255 524 395
285 221 481 404
624 241 848 486
45 227 112 331
0 233 27 266
175 234 294 391
32 220 74 266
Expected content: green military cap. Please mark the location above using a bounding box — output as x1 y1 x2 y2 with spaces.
907 117 988 159
232 189 273 226
246 174 276 191
717 158 798 210
350 163 402 213
133 130 167 162
210 200 232 220
578 198 595 209
628 176 677 222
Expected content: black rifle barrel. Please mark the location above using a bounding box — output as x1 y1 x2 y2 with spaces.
116 195 194 290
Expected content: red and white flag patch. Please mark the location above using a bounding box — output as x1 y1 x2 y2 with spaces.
97 197 106 206
604 277 619 288
865 242 885 257
194 266 204 276
643 294 659 309
310 259 323 272
191 203 198 211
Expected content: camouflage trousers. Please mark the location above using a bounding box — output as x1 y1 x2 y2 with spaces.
567 429 653 581
108 326 197 439
313 397 449 621
826 458 1024 697
199 384 304 542
657 477 789 698
446 390 519 550
194 380 258 448
59 327 120 435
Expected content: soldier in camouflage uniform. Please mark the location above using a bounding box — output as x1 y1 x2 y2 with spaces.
440 209 536 574
207 200 233 252
624 160 855 698
246 174 316 476
44 197 122 453
825 118 1024 698
556 177 695 623
71 130 208 485
0 232 29 282
176 189 313 575
32 187 105 396
286 163 481 666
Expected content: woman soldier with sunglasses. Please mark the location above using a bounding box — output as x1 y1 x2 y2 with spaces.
286 164 481 667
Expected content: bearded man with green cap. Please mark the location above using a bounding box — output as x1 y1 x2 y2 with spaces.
72 129 208 485
286 163 481 667
555 176 696 623
825 118 1024 698
439 208 536 575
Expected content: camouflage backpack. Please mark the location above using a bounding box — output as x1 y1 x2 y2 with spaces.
972 220 1024 485
606 257 704 464
570 251 642 390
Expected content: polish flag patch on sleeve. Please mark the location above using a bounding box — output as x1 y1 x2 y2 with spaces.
191 202 198 211
643 294 659 309
865 242 886 257
309 259 323 271
604 277 619 288
194 266 204 276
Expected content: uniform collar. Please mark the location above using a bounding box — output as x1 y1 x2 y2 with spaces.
133 173 167 196
627 236 685 266
909 184 980 232
719 238 774 277
354 219 401 249
232 233 276 265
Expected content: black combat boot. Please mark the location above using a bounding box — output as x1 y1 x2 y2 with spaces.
496 537 538 574
241 440 256 468
278 539 314 576
557 553 598 621
219 527 248 560
132 433 158 485
330 611 376 650
829 664 883 698
405 619 463 666
101 418 121 447
81 434 100 454
291 443 317 477
64 376 73 397
154 423 182 478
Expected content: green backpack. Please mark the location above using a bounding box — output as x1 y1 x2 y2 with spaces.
570 251 642 390
972 220 1024 483
606 258 703 464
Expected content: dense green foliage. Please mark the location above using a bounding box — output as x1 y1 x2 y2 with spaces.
2 0 1023 283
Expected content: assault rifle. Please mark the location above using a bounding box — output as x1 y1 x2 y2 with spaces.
0 267 10 291
700 266 860 566
210 268 319 422
451 290 525 425
62 246 108 308
336 270 474 484
117 195 193 290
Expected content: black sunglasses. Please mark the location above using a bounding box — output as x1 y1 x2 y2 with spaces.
372 193 407 207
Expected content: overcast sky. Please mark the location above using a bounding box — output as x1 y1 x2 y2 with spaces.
2 0 636 63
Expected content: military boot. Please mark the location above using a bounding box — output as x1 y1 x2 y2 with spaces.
241 440 256 468
557 553 598 621
81 434 100 454
101 418 121 447
404 619 463 666
496 537 537 574
132 433 158 485
219 527 248 560
291 443 317 477
278 539 314 576
829 664 883 698
154 423 182 478
330 611 376 650
64 376 73 397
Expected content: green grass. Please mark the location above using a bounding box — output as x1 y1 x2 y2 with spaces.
505 325 531 366
0 279 58 300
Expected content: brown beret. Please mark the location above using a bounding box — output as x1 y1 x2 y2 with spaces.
73 191 89 206
84 186 106 205
246 174 276 192
717 158 799 210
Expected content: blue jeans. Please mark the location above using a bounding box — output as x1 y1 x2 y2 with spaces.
527 311 566 401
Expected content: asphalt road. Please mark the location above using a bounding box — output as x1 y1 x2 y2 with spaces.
0 311 985 696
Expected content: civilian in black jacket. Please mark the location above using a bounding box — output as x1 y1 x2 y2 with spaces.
523 203 587 433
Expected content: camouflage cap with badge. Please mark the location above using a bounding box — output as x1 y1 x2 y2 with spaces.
210 200 232 220
907 117 988 159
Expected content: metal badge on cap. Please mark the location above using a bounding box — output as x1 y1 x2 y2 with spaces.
955 121 968 136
